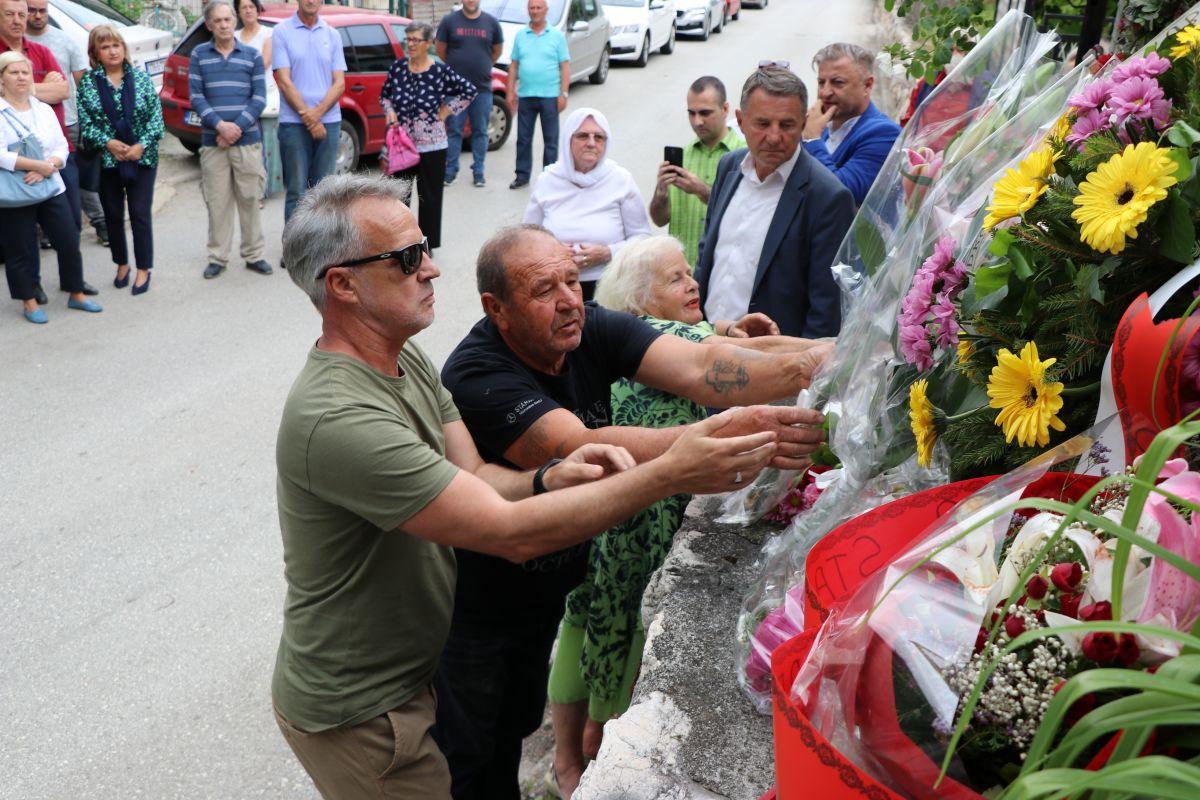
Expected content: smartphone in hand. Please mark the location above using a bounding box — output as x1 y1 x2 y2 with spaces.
664 146 684 169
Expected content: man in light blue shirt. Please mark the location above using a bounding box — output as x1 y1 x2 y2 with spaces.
271 0 346 221
504 0 569 189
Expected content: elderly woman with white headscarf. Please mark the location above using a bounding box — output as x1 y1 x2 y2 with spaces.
522 106 651 301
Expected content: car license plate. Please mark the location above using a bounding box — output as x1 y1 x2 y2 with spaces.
145 57 166 76
184 111 202 127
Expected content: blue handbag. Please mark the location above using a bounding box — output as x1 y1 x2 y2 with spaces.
0 106 59 208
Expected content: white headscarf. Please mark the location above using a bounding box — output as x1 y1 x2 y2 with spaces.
543 107 616 187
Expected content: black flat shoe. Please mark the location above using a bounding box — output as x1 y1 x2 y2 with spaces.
62 281 99 296
132 272 151 296
204 262 225 279
245 260 274 275
509 177 529 189
33 283 48 305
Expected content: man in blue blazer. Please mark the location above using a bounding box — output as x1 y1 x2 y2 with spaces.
695 66 855 339
801 42 901 205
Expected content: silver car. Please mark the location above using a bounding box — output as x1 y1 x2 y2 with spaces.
46 0 175 86
485 0 612 86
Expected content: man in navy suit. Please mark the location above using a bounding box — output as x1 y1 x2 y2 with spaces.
695 65 854 338
802 42 901 205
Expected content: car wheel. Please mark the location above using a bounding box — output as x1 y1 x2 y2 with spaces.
634 33 651 67
660 24 675 54
180 138 200 155
732 3 740 19
334 123 361 175
589 45 610 84
488 94 512 151
699 12 710 40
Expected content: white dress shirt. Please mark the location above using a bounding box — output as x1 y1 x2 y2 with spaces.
703 146 801 323
825 113 861 155
0 96 67 197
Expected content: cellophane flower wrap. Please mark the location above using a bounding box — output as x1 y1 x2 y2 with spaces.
789 419 1200 798
732 9 1073 710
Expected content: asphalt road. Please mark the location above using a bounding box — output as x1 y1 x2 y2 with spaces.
0 1 875 797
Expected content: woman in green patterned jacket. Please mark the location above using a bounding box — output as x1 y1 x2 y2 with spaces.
78 25 163 295
545 234 821 796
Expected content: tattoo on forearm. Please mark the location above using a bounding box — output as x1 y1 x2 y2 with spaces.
705 359 751 394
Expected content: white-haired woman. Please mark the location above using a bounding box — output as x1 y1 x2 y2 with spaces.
545 235 820 796
0 50 101 323
522 107 652 301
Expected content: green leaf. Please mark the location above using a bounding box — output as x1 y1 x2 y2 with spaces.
1167 147 1196 184
853 218 887 275
1009 243 1034 280
974 261 1011 299
1167 120 1200 149
988 228 1015 257
1074 263 1103 303
1159 192 1197 265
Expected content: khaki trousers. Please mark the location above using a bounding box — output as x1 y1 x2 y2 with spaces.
199 142 265 267
273 686 451 800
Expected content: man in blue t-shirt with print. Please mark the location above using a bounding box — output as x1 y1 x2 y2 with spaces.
505 0 569 190
436 0 502 187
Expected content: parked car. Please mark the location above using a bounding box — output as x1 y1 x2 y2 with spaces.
741 0 766 8
159 4 512 170
46 0 174 85
603 0 675 67
724 0 741 23
484 0 612 86
673 0 724 39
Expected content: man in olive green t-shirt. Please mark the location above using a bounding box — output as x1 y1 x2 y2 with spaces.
271 174 796 799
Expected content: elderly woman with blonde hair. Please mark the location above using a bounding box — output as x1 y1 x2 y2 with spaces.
544 234 823 796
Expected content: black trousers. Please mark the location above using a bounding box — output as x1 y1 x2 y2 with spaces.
1 191 84 301
396 148 447 250
432 610 562 800
99 165 156 269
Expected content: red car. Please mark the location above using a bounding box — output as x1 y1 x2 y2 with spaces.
159 4 512 171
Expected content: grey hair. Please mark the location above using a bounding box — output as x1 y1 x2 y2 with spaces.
282 174 413 310
405 21 434 41
594 236 685 316
812 42 875 78
476 223 556 302
204 0 235 22
739 65 807 109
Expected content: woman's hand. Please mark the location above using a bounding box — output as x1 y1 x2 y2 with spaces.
106 139 129 159
437 104 451 122
385 109 398 128
727 313 780 338
124 143 144 162
571 243 612 270
23 169 46 185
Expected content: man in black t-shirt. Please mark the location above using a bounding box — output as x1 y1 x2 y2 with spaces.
436 0 503 187
436 224 832 799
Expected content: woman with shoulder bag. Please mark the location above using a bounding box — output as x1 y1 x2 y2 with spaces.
238 0 282 203
380 21 476 250
77 25 163 296
0 51 101 324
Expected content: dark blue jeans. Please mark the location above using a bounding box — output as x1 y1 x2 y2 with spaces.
278 121 341 222
514 96 559 182
99 166 156 270
432 611 562 800
1 191 84 301
445 90 492 181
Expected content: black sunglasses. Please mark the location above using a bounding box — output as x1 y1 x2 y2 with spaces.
315 237 431 280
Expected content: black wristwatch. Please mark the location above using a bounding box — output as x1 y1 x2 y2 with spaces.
533 458 563 495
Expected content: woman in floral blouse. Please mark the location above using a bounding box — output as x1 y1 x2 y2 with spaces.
381 21 475 249
78 25 163 295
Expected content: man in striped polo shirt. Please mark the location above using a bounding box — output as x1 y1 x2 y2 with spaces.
189 0 271 280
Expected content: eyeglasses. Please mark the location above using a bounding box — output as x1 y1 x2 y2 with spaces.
405 37 430 43
757 59 790 69
572 132 607 143
315 237 431 280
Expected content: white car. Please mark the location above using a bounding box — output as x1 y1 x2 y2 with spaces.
603 0 674 67
483 0 612 86
46 0 174 86
673 0 723 40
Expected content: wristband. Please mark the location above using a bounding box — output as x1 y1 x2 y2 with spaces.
533 458 563 495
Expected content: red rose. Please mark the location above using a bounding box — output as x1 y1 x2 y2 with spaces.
1080 601 1113 621
1025 575 1049 600
1117 633 1140 666
1005 614 1027 639
1059 592 1083 618
1051 562 1083 592
1082 631 1119 663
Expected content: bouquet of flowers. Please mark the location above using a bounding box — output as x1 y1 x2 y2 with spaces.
785 417 1200 799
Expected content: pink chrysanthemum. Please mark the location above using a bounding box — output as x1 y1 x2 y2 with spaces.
1112 53 1171 83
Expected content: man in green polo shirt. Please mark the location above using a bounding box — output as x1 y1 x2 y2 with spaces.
649 75 745 266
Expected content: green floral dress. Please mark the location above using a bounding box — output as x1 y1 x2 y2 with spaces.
77 64 164 169
560 317 714 719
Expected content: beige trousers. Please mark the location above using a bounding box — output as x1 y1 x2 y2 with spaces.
273 686 452 800
199 142 265 266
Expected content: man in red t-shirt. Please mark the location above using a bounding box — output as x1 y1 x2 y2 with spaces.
1 0 68 133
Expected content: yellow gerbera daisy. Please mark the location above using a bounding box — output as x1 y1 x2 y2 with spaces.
1169 25 1200 59
909 379 938 468
1047 112 1072 146
1071 142 1179 255
986 341 1066 448
956 339 978 378
983 147 1059 229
